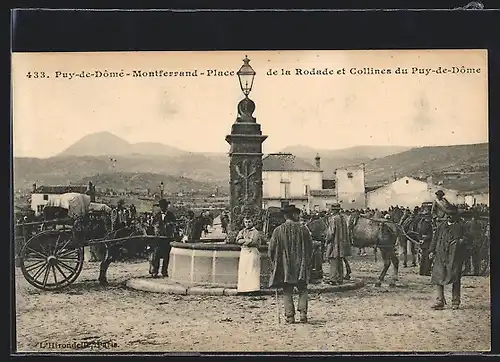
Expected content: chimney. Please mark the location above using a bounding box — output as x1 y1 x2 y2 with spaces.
315 153 321 169
32 183 37 193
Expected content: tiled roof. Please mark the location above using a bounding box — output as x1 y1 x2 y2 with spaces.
262 153 321 172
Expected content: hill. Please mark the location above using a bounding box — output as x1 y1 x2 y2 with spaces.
76 172 217 194
281 145 412 177
59 131 186 157
364 143 489 192
13 154 230 190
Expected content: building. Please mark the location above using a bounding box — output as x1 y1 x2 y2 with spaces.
366 176 462 210
262 153 366 212
335 164 366 209
262 153 323 210
30 182 95 216
461 191 490 206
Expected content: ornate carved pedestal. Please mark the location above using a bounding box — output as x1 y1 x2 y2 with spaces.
225 97 267 243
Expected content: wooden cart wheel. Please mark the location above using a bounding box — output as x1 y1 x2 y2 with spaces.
20 230 84 291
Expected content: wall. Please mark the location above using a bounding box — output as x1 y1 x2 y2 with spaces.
31 193 64 216
366 177 462 210
335 166 366 209
426 184 462 204
464 193 489 206
309 195 338 211
263 171 322 198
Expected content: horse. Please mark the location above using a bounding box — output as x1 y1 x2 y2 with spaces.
97 209 154 285
345 213 401 287
388 207 418 268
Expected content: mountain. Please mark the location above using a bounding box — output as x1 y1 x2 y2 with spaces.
280 145 412 177
13 154 230 190
59 131 186 157
13 130 488 195
364 143 489 191
76 172 217 194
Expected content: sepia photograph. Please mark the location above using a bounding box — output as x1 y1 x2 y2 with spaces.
12 49 490 352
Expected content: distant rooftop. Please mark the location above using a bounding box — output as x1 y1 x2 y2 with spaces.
263 153 321 172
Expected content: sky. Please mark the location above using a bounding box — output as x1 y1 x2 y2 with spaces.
12 50 488 158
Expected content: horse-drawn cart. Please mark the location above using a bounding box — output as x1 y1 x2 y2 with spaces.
17 193 169 291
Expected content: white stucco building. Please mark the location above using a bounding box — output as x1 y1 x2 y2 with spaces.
366 176 462 210
262 153 366 212
30 183 93 216
262 153 324 210
335 165 366 209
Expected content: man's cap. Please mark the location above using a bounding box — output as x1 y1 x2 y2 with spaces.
435 190 445 197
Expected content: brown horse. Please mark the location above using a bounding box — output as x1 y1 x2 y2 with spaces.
345 214 400 286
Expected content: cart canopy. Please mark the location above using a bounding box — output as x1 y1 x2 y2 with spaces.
45 193 92 218
89 202 112 213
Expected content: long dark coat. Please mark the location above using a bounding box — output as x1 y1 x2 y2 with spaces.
429 220 468 285
325 214 351 259
268 220 313 288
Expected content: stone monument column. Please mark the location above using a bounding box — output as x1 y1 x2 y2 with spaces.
225 97 267 243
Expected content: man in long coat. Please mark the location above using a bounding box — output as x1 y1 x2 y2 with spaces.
429 207 468 310
268 205 313 324
324 208 351 285
463 212 485 276
416 209 433 276
149 199 177 277
431 190 456 225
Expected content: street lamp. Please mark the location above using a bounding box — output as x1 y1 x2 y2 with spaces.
160 181 164 199
237 55 256 98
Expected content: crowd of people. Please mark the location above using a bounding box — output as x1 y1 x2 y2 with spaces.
15 190 490 324
234 190 490 323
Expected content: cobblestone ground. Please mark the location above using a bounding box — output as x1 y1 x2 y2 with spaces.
14 252 491 353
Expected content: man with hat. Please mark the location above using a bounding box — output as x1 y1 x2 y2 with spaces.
268 204 313 324
431 190 455 224
149 199 177 278
428 205 468 310
324 206 351 285
463 211 484 276
416 207 433 276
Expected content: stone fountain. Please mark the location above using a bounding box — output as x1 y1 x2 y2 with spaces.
167 56 272 289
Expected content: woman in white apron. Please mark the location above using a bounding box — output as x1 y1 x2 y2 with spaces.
236 217 262 294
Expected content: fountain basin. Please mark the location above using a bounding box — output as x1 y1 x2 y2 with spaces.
167 240 271 289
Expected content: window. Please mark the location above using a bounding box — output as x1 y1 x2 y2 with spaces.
304 185 310 196
43 194 49 200
347 172 353 179
351 200 356 203
405 180 409 184
37 205 44 213
280 182 290 198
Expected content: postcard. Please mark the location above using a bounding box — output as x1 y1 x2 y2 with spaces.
12 49 490 353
